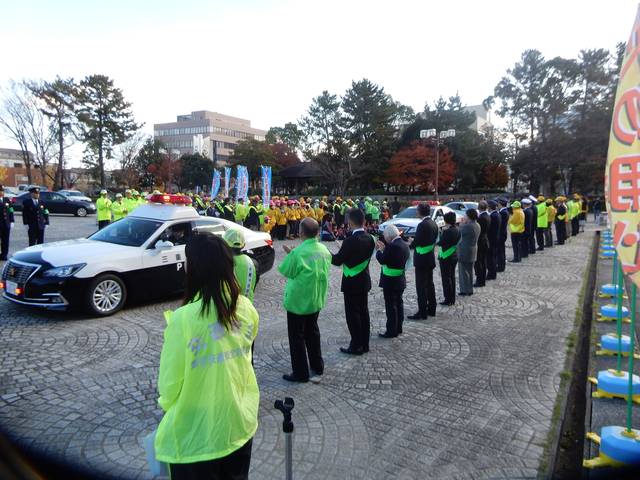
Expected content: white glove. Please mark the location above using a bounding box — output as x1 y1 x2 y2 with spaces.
9 223 13 229
24 225 29 229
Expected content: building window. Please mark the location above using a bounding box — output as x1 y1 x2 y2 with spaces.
14 162 22 168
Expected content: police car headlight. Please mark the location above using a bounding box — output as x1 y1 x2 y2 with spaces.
42 263 86 278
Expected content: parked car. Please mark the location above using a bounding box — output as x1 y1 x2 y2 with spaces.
13 191 96 217
18 184 48 192
58 189 92 203
443 201 479 223
378 205 456 237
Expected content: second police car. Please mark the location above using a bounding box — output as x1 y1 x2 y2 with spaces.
1 194 275 316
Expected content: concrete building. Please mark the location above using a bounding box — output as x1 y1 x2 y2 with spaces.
464 104 492 132
0 148 31 187
153 111 267 165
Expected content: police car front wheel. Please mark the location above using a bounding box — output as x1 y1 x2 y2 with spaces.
86 274 127 316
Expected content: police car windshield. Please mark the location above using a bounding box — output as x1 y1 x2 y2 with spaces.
89 218 164 247
396 207 418 218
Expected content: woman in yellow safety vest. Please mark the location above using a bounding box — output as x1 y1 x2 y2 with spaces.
155 232 259 479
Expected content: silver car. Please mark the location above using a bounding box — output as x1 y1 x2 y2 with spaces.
378 205 455 237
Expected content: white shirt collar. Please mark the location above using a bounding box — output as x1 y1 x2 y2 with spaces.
352 228 365 233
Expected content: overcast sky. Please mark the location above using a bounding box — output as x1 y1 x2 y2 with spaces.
1 0 637 160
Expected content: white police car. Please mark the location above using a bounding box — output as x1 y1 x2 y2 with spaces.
378 204 455 237
1 194 275 316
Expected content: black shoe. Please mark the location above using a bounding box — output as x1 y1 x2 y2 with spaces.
408 313 427 320
458 292 468 296
536 247 544 251
486 276 496 280
473 283 485 288
340 346 364 355
427 312 436 317
362 347 369 353
439 301 449 306
378 332 396 338
508 259 521 263
283 373 308 383
0 257 6 261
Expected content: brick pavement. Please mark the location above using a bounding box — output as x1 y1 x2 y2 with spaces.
0 215 594 479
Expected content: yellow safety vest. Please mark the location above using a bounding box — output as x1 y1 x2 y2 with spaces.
155 296 259 464
96 197 112 222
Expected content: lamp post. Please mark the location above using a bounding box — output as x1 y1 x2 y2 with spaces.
420 128 455 202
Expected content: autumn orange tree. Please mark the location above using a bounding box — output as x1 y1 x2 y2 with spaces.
386 141 456 193
481 162 509 189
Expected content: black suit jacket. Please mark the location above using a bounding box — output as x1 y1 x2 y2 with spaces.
331 230 375 293
376 237 410 291
438 225 460 262
523 207 533 236
411 217 439 269
0 197 15 229
499 208 509 242
488 210 501 246
477 212 490 249
22 198 49 230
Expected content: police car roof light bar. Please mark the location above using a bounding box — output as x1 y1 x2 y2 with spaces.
147 194 193 205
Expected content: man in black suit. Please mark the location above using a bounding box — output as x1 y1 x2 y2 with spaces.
376 224 410 338
0 185 15 260
22 187 49 246
474 200 490 287
497 198 509 272
487 200 501 280
438 212 460 306
331 208 375 355
408 202 438 320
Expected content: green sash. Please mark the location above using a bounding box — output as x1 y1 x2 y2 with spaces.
342 258 370 278
415 243 435 255
438 245 456 260
382 265 404 277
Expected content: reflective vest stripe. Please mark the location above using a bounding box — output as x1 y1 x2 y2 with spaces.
342 258 370 277
243 257 255 298
416 243 435 255
438 245 456 259
382 265 404 277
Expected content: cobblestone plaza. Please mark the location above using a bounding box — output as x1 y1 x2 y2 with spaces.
0 216 594 479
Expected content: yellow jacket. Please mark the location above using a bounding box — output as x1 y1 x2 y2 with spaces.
509 208 525 233
276 209 288 225
546 205 556 224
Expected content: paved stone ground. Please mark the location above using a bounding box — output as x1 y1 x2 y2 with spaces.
0 214 594 479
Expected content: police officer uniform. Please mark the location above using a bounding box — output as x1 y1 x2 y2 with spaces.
487 200 501 280
0 185 15 260
409 210 439 319
22 187 49 246
497 198 509 272
376 234 410 337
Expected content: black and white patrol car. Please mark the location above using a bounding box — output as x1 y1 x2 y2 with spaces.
1 195 275 316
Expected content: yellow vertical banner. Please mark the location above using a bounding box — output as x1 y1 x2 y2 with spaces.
607 5 640 285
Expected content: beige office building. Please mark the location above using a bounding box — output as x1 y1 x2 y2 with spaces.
153 111 267 165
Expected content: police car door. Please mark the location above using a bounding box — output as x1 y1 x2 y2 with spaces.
141 221 191 294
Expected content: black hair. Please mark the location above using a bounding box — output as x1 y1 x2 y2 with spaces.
347 207 365 227
466 208 479 221
478 200 488 211
300 218 319 238
444 211 457 225
183 232 239 330
417 202 431 217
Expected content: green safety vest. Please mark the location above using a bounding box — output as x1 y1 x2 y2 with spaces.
342 258 370 277
96 197 112 222
415 243 435 255
278 238 332 315
155 296 259 464
382 265 404 277
536 203 548 228
234 254 257 302
111 201 127 220
124 197 137 215
438 245 456 260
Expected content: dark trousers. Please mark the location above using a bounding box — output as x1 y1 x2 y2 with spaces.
528 232 536 254
0 227 9 259
286 311 324 379
439 258 457 304
98 220 110 230
536 228 545 250
383 288 404 336
487 243 498 279
571 218 579 236
27 227 44 246
169 438 253 480
344 291 370 351
544 225 553 247
496 239 506 271
511 232 522 262
474 245 487 286
415 267 437 316
276 224 286 240
555 221 566 244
